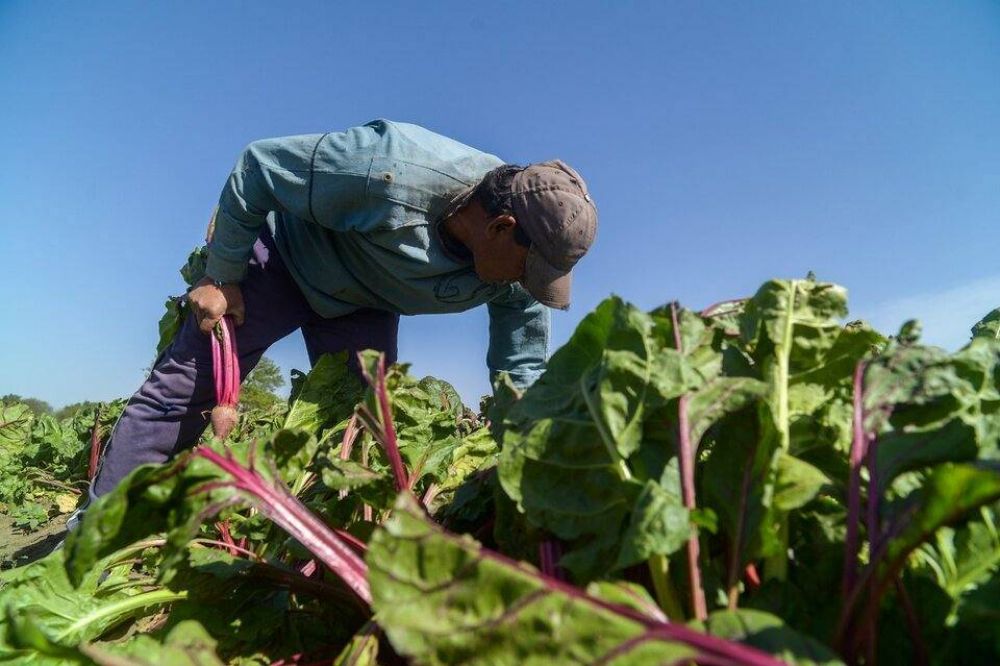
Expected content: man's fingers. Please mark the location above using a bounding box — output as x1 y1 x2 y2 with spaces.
199 313 221 335
229 305 246 327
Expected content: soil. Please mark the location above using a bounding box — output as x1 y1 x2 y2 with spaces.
0 506 72 570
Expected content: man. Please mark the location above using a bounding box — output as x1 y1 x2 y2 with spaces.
84 118 597 506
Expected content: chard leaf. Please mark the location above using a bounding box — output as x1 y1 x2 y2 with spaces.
0 402 33 452
500 297 766 581
283 352 361 435
880 462 1000 581
864 338 1000 491
156 296 187 356
79 620 224 665
614 480 690 570
0 550 185 660
915 505 1000 601
739 279 883 578
333 621 380 666
368 494 786 666
62 451 227 587
971 308 1000 340
270 428 318 485
773 454 830 512
693 609 844 666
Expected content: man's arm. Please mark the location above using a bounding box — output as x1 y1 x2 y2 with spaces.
206 127 377 283
487 284 550 391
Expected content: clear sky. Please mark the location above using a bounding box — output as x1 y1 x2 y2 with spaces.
2 1 999 409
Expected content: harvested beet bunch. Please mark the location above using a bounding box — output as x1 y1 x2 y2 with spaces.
210 314 240 439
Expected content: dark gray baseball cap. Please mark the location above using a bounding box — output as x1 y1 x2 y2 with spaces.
510 160 597 310
440 160 597 310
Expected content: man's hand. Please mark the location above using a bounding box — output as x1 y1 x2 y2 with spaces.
189 277 246 335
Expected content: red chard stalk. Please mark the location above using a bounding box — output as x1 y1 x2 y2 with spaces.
210 315 241 439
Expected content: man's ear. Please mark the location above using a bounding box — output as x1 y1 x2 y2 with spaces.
486 214 517 237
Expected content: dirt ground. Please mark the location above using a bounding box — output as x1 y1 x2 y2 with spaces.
0 508 71 570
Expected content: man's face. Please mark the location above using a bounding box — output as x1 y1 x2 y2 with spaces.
469 214 530 285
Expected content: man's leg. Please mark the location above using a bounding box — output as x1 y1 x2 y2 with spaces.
301 307 400 380
92 231 313 497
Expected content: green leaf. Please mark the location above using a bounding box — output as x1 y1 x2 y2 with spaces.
881 463 1000 581
0 402 34 451
864 340 1000 490
369 494 780 666
156 297 187 356
971 308 1000 341
269 429 318 485
283 353 362 435
333 621 380 666
773 454 829 512
79 620 224 665
614 480 690 569
0 550 186 659
694 609 844 666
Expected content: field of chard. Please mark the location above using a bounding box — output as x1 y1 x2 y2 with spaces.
3 275 1000 665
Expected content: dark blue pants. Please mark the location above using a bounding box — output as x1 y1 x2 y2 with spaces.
92 231 399 497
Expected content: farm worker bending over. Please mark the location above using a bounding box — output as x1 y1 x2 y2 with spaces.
80 119 597 512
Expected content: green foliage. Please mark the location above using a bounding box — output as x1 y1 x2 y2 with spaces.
5 275 1000 665
0 395 52 418
0 399 124 510
369 493 701 666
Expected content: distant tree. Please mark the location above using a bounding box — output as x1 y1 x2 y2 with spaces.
140 357 286 412
0 394 53 417
240 357 286 412
55 401 102 420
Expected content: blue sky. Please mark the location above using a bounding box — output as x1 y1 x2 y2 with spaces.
2 1 999 408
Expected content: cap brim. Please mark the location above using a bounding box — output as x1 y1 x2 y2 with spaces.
523 246 572 310
439 183 477 221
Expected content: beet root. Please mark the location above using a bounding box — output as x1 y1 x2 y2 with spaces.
211 405 239 440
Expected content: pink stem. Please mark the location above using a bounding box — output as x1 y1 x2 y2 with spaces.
215 520 239 556
864 416 881 665
361 354 409 492
539 539 566 581
670 303 707 621
219 316 236 405
698 297 748 318
333 528 367 555
211 329 223 403
842 361 868 600
339 414 359 460
87 405 103 481
223 315 241 404
194 446 371 606
468 529 787 666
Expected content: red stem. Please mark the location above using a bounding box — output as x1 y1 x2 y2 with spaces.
211 330 223 403
699 297 748 318
864 417 881 665
194 446 371 606
223 315 240 405
726 453 756 609
87 405 103 481
361 354 409 492
895 577 929 666
339 414 359 461
215 520 239 556
539 539 565 581
670 303 707 621
333 527 368 555
842 361 868 600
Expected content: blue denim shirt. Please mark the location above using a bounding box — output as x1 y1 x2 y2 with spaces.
206 119 549 389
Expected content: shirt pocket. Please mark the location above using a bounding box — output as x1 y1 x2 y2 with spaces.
367 155 471 221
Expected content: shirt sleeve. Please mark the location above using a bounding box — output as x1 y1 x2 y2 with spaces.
206 128 375 283
487 284 550 392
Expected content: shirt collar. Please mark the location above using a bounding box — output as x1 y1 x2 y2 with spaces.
434 183 478 263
